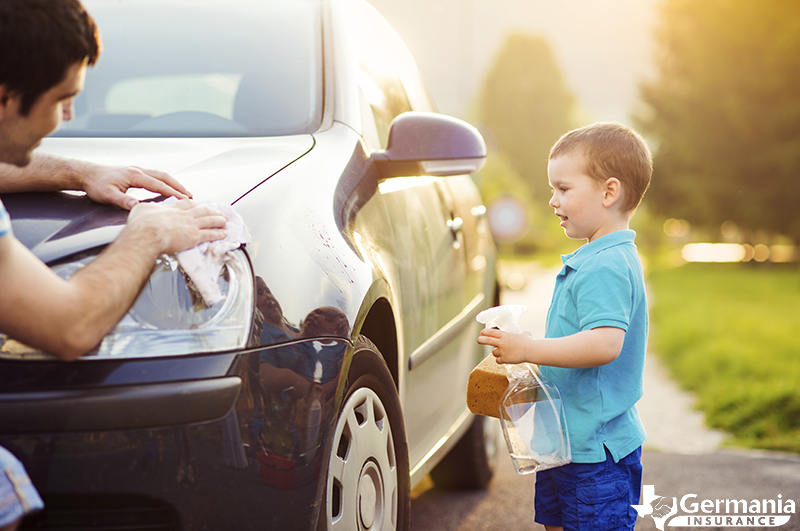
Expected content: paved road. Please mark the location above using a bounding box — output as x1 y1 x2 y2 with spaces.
410 262 800 530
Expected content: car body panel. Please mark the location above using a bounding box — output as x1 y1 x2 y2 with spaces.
2 134 314 264
3 342 348 530
39 135 315 204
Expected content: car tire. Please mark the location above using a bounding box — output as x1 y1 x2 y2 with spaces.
318 336 410 531
429 414 500 490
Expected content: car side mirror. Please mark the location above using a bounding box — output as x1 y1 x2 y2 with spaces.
371 112 487 178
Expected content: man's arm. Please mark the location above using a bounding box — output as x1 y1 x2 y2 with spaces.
0 200 227 360
477 327 625 368
0 152 191 210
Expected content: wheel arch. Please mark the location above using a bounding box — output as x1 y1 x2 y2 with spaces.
354 294 399 388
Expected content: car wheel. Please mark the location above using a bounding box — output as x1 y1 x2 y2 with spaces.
318 336 410 531
429 414 500 489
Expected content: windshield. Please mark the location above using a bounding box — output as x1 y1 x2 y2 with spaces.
55 0 322 138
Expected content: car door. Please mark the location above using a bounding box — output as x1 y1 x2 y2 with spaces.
379 176 467 425
343 0 474 469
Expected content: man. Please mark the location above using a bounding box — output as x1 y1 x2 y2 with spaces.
0 0 227 528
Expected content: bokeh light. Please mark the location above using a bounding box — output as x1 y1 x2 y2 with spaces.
663 218 691 238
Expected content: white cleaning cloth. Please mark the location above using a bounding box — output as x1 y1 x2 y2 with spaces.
164 198 252 306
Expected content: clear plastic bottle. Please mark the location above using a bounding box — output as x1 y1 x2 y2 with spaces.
477 305 571 474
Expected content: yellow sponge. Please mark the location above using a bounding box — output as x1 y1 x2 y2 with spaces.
466 354 509 418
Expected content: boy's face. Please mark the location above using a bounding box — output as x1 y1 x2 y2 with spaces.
256 277 283 325
0 60 86 167
548 151 614 242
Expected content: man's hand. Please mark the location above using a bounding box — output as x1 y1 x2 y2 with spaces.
477 328 534 364
0 154 192 209
125 199 228 255
81 163 192 210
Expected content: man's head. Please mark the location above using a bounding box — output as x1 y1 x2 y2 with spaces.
0 0 100 166
549 122 652 215
300 307 350 338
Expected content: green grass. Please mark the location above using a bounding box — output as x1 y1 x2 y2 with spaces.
647 264 800 453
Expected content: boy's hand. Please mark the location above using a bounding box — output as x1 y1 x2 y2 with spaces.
477 328 534 365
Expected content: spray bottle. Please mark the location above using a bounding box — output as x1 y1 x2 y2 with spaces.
476 305 571 474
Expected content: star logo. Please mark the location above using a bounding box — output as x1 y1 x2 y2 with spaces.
633 485 678 530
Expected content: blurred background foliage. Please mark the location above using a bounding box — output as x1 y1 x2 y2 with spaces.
648 265 800 453
636 0 800 246
477 34 574 204
475 34 578 258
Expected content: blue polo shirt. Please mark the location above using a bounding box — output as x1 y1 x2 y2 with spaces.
541 230 647 463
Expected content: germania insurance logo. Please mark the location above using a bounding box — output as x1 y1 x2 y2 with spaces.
633 485 796 529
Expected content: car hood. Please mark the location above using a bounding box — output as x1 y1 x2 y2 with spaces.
3 135 314 263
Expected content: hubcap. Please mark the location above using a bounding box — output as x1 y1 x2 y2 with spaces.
358 463 380 528
324 387 398 530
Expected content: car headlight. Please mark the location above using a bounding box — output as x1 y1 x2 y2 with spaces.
0 249 254 360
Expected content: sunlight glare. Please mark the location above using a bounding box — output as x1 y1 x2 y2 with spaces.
681 243 746 263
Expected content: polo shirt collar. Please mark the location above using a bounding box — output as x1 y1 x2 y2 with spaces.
559 230 636 275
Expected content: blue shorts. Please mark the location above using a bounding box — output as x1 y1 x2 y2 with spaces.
0 446 44 527
534 446 642 531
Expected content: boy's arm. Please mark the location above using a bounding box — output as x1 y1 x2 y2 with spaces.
0 152 191 210
477 327 625 368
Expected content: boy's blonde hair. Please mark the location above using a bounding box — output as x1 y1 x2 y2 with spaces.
549 122 652 213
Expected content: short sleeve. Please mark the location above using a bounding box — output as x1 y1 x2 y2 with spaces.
0 198 12 238
572 263 632 332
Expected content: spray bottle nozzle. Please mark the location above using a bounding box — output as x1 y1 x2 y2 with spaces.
476 305 528 334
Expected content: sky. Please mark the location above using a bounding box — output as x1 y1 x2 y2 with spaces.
367 0 661 126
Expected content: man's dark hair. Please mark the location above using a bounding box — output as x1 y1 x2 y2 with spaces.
0 0 100 116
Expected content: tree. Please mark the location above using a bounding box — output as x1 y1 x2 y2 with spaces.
637 0 800 243
478 34 575 203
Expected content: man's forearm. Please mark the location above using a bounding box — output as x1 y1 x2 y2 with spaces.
0 230 160 360
0 152 87 193
60 226 165 358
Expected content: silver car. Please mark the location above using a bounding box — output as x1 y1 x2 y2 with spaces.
0 0 500 529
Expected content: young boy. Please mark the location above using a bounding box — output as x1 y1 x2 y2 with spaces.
478 122 652 531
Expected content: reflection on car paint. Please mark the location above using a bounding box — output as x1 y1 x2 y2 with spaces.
6 338 352 529
246 276 351 489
